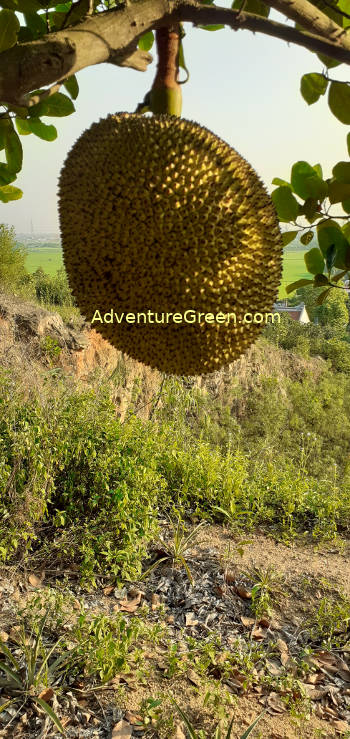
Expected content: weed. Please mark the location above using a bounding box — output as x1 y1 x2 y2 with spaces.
142 515 207 583
248 566 285 617
0 608 73 735
171 699 265 738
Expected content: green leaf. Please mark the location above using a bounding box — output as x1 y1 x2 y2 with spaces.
240 711 266 739
32 697 65 735
342 198 350 214
300 197 320 223
286 278 314 294
271 186 299 222
328 82 350 125
0 661 22 686
317 52 341 69
29 92 75 118
232 0 269 16
15 117 32 136
5 124 23 173
0 9 20 52
0 164 16 185
313 163 323 179
300 73 328 105
304 247 325 275
63 75 79 100
272 177 291 188
282 230 298 246
333 161 350 184
342 221 350 240
328 180 350 204
291 161 327 200
300 231 314 246
138 30 154 51
198 24 225 30
314 273 330 286
347 133 350 157
325 243 336 271
0 185 22 202
0 119 11 150
23 11 46 37
316 287 332 305
317 222 347 258
0 640 20 670
28 118 57 141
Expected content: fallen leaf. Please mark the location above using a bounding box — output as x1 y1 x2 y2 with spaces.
103 585 114 596
241 616 255 628
151 593 161 610
252 625 267 640
276 638 290 666
338 668 350 682
224 571 236 585
187 669 201 686
306 672 324 685
111 720 132 738
124 711 143 725
119 592 142 613
185 612 198 627
235 585 252 599
173 724 186 739
166 615 174 624
267 692 287 714
214 584 226 597
266 660 283 677
38 688 53 702
302 684 329 700
0 631 9 642
28 574 41 588
258 616 270 628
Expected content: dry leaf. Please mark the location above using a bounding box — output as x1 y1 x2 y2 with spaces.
103 585 114 596
235 585 252 599
266 660 283 677
267 692 286 714
166 615 175 624
124 711 143 725
258 616 270 628
151 593 161 610
241 616 255 628
276 638 290 666
111 720 132 738
251 625 267 640
185 612 198 627
306 672 324 685
173 724 186 739
224 571 236 585
119 592 142 613
302 684 328 700
0 631 9 642
338 668 350 682
187 669 201 686
28 574 41 588
38 688 53 702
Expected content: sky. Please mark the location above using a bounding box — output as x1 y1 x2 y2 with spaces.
2 8 350 234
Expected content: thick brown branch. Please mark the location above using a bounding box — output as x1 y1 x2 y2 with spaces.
265 0 344 41
0 0 349 106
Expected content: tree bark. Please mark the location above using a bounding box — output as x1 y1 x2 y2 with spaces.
0 0 349 106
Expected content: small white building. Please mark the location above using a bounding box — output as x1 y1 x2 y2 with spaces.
273 301 310 323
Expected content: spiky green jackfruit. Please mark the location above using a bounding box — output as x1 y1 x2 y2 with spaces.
58 113 282 375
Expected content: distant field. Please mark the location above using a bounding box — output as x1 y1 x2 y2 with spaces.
25 247 63 276
279 249 309 297
25 243 309 297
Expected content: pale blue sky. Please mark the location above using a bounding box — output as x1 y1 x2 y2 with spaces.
2 10 350 233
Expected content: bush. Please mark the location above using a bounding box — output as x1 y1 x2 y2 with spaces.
0 223 28 291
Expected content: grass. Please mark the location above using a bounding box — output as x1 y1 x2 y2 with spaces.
279 249 309 297
25 247 63 276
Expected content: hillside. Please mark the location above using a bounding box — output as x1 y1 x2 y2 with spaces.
1 293 350 739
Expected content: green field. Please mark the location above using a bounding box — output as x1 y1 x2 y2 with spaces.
25 244 309 297
279 248 309 297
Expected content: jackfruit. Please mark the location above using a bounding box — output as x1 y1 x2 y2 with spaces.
58 112 283 375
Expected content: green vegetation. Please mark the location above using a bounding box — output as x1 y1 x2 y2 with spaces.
25 246 64 276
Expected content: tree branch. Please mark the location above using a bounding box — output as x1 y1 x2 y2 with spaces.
265 0 345 41
0 0 349 106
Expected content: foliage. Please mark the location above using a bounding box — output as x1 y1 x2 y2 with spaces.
0 608 69 735
0 223 27 290
171 699 265 738
141 516 207 583
31 267 75 307
1 355 350 584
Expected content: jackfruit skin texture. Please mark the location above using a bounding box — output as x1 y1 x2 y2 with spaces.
58 113 283 376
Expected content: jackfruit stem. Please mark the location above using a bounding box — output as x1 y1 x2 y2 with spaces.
149 27 182 117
